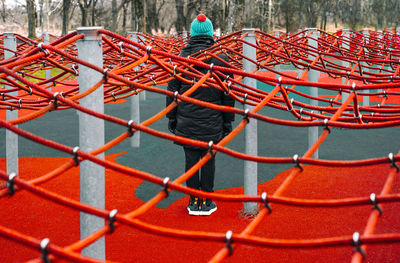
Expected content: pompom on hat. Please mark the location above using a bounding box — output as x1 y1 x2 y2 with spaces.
190 14 214 37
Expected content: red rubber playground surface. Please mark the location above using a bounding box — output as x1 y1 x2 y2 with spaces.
0 29 400 262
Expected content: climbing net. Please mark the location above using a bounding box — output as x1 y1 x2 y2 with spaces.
0 28 400 262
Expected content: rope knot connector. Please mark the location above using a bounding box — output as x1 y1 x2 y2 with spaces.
53 92 59 109
146 46 152 55
225 230 233 256
323 118 330 133
103 68 109 83
209 63 214 73
225 81 232 95
369 193 382 216
261 192 272 213
38 42 49 56
163 177 170 197
352 232 366 259
173 91 179 103
243 109 250 123
108 209 118 233
118 42 124 54
72 146 80 166
388 153 399 172
208 141 215 156
40 238 50 263
72 64 78 76
127 120 134 137
292 154 303 171
7 173 17 196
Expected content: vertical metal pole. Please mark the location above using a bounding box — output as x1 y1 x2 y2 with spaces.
307 28 320 159
274 30 281 79
4 33 18 175
128 32 140 147
43 32 51 80
362 29 369 107
342 29 350 103
76 27 105 260
242 28 258 214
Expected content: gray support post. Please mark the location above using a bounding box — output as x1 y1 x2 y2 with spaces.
362 29 369 106
43 32 51 80
307 28 320 159
274 30 281 79
342 29 350 103
4 33 18 175
76 27 105 260
242 28 258 214
128 32 140 147
129 32 146 100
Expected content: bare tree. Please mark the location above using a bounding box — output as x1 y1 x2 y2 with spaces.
78 0 92 26
1 0 6 23
62 0 71 35
26 0 37 38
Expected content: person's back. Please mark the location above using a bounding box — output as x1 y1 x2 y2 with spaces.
166 14 235 216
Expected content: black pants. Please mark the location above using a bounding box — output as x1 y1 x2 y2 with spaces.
183 147 215 193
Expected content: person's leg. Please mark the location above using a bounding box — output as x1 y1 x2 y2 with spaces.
184 147 201 190
200 150 215 193
199 150 217 215
183 147 202 215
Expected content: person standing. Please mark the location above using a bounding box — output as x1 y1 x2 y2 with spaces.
166 14 235 216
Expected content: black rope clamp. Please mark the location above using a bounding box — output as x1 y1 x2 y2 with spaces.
53 92 59 109
287 98 294 111
388 153 399 172
118 42 124 54
18 99 22 109
243 93 248 106
72 64 78 76
108 209 118 233
352 232 366 259
323 118 331 133
1 93 4 101
72 146 80 166
38 42 49 56
112 92 116 101
351 82 356 93
225 81 232 95
225 230 233 256
209 63 214 73
146 46 152 55
103 68 109 83
7 173 17 196
261 192 272 213
292 154 303 171
329 98 334 107
173 91 179 103
163 177 170 197
150 75 157 85
243 109 250 123
40 238 51 263
383 90 388 99
369 193 382 216
208 141 215 157
297 108 303 120
127 120 134 137
28 87 33 95
172 65 177 76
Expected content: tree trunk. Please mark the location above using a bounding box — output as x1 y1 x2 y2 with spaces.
227 0 234 32
112 0 118 32
268 0 273 32
142 0 146 32
62 0 71 35
175 0 184 32
122 1 128 33
0 0 5 23
91 0 97 26
26 0 37 38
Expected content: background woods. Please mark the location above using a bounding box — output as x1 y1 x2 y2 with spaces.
1 0 400 37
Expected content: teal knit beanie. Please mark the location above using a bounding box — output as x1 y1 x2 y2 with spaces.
190 14 213 37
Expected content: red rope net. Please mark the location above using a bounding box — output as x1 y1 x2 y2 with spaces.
0 28 399 262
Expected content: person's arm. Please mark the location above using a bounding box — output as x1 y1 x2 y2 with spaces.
166 78 181 133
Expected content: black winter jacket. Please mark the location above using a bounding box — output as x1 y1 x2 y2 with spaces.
166 35 235 149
